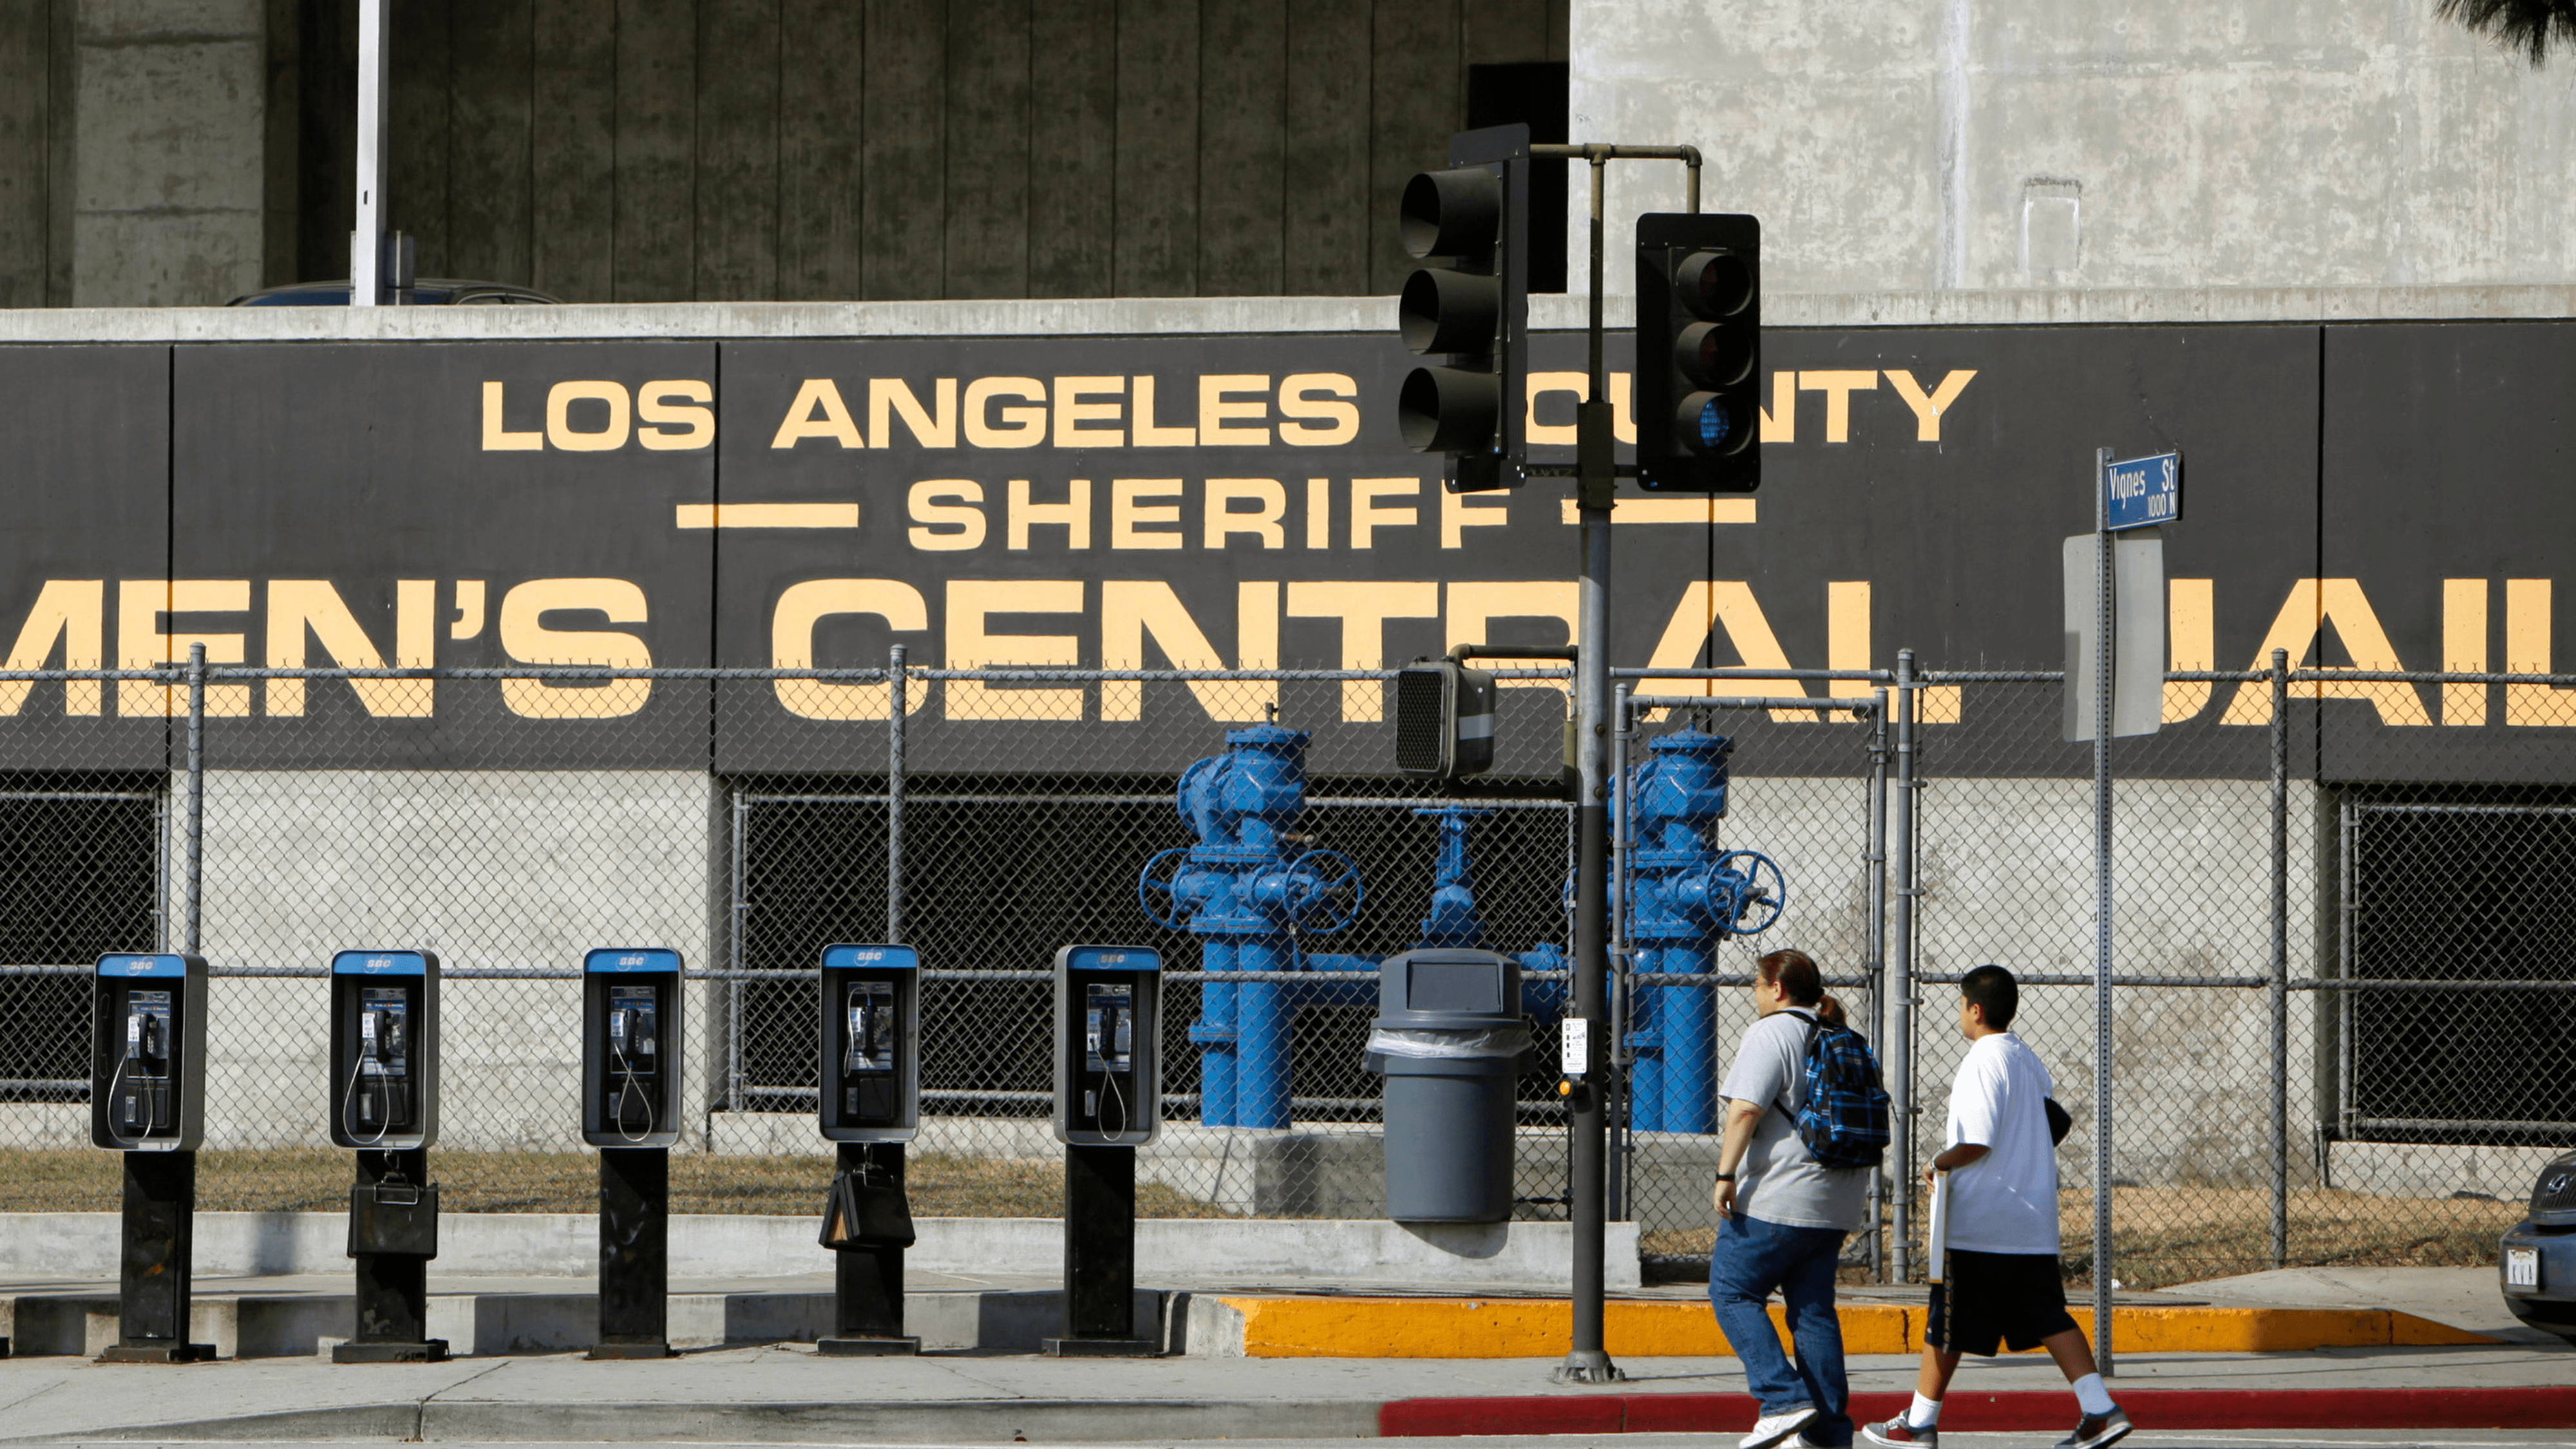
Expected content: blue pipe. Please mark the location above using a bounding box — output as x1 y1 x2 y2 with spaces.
1620 730 1768 1135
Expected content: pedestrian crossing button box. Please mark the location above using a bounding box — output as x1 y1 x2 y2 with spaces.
582 948 684 1149
91 953 208 1151
329 950 440 1151
1053 946 1162 1147
819 943 920 1144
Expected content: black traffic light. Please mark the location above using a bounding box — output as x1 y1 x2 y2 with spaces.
1397 125 1530 493
1392 657 1498 779
1634 213 1761 492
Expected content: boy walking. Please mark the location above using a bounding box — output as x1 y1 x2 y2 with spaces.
1862 965 2133 1449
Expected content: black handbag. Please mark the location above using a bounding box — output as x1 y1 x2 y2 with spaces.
819 1162 916 1250
2044 1096 2074 1146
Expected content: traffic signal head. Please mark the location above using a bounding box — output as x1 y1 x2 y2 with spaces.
1393 658 1498 780
1395 126 1530 493
1635 213 1761 491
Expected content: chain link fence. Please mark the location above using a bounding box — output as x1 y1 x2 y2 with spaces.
0 653 2566 1295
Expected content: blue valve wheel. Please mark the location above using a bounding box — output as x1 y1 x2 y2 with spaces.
1136 846 1195 931
1710 849 1788 935
1285 849 1365 933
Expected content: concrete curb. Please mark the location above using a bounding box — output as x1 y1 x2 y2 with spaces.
1379 1387 2576 1435
1208 1297 2496 1358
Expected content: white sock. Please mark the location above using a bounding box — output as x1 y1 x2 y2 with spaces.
1908 1393 1942 1428
2072 1373 2116 1416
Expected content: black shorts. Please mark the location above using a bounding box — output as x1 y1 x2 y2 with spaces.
1927 1249 2079 1356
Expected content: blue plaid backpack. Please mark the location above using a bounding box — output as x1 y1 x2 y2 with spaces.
1779 1010 1891 1170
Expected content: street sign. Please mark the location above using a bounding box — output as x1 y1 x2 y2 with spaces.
2063 529 2166 741
2104 451 2181 532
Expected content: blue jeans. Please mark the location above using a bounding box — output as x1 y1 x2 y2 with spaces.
1709 1212 1850 1446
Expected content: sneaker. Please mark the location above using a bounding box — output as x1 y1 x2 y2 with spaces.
1741 1407 1820 1449
1861 1417 1937 1449
2054 1406 2134 1449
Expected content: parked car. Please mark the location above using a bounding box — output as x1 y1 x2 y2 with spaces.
2501 1149 2576 1343
225 280 560 306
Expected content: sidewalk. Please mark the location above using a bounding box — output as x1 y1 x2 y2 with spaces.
0 1340 2568 1443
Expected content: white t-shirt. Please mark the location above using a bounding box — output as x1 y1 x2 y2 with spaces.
1718 1009 1870 1232
1940 1031 2060 1255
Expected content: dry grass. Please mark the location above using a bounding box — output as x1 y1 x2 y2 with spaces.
0 1148 1233 1219
1642 1186 2524 1289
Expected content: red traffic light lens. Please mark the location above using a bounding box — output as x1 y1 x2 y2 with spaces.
1675 250 1752 319
1401 168 1504 261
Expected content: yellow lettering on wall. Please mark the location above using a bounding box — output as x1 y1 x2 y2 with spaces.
1349 478 1421 548
1052 377 1124 448
1303 478 1331 549
1008 478 1092 550
1286 580 1438 721
2505 578 2572 726
869 378 958 449
1882 370 1976 442
0 580 104 715
480 381 544 450
1278 374 1359 446
964 377 1046 448
1130 376 1197 446
1111 480 1185 549
1198 375 1271 446
1446 580 1578 689
636 380 715 450
497 578 652 718
2164 578 2214 723
772 378 865 448
1799 371 1878 444
1524 372 1634 446
1204 478 1286 549
1100 580 1278 721
945 580 1085 720
2219 579 2430 726
547 381 631 451
908 480 987 551
1441 486 1510 549
118 580 251 717
451 580 486 639
264 580 434 717
1756 371 1795 443
2443 578 2488 726
1640 582 1810 722
770 579 929 720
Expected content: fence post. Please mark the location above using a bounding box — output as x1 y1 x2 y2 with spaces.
1887 652 1918 1282
1866 685 1890 1281
1607 683 1631 1224
887 645 907 945
184 642 205 955
2269 647 2290 1269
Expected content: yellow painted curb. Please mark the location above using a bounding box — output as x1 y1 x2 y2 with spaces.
1213 1296 2493 1359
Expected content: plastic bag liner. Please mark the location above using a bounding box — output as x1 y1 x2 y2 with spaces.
1363 1025 1533 1062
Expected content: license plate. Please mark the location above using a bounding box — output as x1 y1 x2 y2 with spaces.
2506 1247 2541 1291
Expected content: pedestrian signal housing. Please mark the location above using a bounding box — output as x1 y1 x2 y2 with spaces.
1394 658 1498 779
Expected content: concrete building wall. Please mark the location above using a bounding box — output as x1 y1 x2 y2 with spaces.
1572 1 2576 294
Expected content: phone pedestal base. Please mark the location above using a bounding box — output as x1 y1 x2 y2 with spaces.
586 1340 676 1360
334 1339 450 1363
108 1150 208 1364
595 1148 670 1360
1059 1144 1152 1354
98 1341 216 1363
1041 1336 1159 1358
817 1334 921 1356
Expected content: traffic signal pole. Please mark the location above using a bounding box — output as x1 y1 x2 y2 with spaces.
1533 142 1701 1386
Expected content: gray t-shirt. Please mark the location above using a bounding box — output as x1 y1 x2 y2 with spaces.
1718 1009 1870 1231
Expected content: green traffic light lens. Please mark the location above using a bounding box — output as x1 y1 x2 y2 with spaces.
1676 392 1749 456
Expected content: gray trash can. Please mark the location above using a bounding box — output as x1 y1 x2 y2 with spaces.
1363 947 1531 1224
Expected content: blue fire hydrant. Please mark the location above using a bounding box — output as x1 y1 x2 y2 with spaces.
1622 730 1786 1133
1138 724 1362 1129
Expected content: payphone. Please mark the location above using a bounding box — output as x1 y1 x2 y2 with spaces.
1054 946 1160 1148
582 948 683 1150
1046 946 1161 1358
819 944 919 1142
91 953 207 1152
90 952 214 1362
329 951 439 1151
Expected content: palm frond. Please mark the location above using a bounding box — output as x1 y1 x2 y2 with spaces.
2436 0 2576 65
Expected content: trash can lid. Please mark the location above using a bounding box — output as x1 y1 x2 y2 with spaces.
1374 947 1522 1030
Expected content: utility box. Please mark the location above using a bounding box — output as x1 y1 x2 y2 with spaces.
328 950 440 1151
91 953 209 1151
582 947 684 1149
1366 947 1531 1224
819 943 920 1144
1053 946 1161 1146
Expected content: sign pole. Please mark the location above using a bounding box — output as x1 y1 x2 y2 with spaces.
2090 446 2116 1377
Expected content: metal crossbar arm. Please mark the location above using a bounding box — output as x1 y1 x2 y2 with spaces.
1917 972 2268 989
1615 667 1892 683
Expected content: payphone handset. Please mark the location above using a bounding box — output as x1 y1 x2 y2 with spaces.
582 949 685 1148
1052 946 1161 1146
818 943 920 1144
91 954 208 1151
328 951 440 1150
